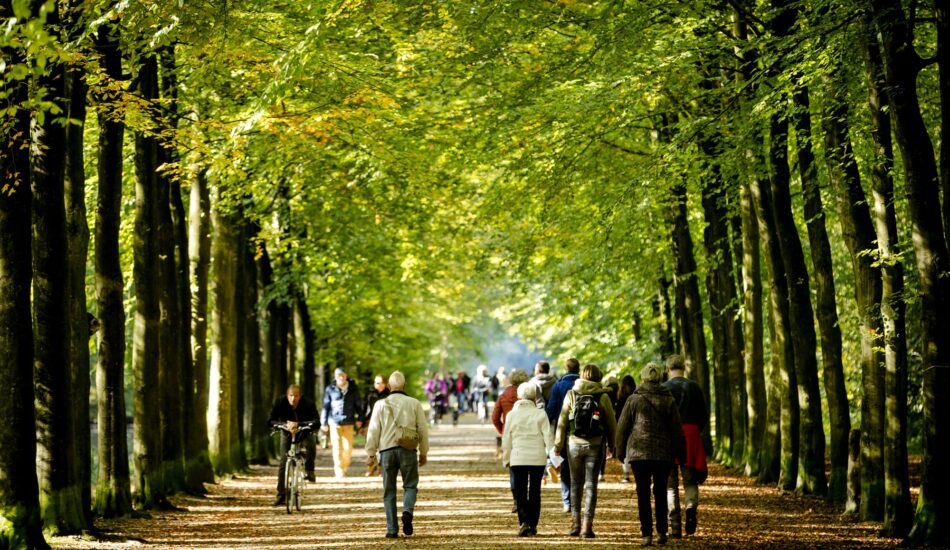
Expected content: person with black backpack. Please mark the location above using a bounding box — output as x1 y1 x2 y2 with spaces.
553 364 617 538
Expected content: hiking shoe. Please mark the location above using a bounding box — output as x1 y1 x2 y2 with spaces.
656 532 667 545
402 511 413 536
385 532 398 539
518 523 531 537
685 507 697 535
272 495 285 506
641 535 653 546
306 471 316 482
528 525 537 536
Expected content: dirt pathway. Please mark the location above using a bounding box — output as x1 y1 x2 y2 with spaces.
52 416 905 549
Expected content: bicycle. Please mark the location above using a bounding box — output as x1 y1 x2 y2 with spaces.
273 420 316 514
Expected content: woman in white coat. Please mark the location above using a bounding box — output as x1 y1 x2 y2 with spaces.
502 383 554 537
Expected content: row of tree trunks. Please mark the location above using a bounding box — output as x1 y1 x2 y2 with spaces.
868 0 950 544
0 15 49 544
92 20 133 518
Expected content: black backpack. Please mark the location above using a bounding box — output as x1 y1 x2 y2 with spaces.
570 392 603 438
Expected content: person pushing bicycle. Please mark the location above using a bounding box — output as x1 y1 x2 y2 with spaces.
269 384 319 506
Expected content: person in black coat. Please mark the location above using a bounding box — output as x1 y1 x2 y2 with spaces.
269 384 319 505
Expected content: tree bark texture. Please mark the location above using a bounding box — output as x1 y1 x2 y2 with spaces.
244 230 269 465
740 182 766 478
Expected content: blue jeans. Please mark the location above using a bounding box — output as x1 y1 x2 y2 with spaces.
568 441 601 520
380 448 419 535
560 450 572 509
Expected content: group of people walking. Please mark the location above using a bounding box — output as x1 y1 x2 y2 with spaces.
267 355 708 546
497 355 709 546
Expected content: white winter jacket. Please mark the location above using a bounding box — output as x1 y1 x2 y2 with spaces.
501 399 553 467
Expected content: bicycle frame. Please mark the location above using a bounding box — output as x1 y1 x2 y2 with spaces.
275 422 315 514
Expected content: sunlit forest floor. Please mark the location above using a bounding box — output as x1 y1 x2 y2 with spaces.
52 416 908 549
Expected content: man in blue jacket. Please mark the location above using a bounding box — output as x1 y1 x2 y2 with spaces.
545 357 580 513
322 368 363 477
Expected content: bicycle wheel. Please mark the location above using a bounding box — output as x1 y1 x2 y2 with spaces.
294 463 303 511
285 460 295 514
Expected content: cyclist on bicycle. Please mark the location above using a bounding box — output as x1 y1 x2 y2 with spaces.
269 384 319 506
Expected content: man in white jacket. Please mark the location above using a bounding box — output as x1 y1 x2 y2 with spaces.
365 371 430 539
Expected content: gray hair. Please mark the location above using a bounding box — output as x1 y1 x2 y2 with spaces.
517 382 538 402
640 362 663 384
508 368 529 386
388 371 406 391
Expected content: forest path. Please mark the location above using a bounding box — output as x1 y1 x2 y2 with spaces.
52 416 902 549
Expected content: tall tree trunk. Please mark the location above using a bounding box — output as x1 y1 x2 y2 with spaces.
188 168 215 486
92 22 133 518
296 293 316 404
63 0 91 522
132 54 166 508
208 186 240 475
869 1 950 543
862 13 912 535
0 29 49 547
792 84 849 503
752 132 798 490
766 113 827 496
667 178 711 403
740 182 766 477
732 2 767 478
155 46 186 494
653 275 674 357
32 7 87 529
232 217 248 470
823 41 887 518
937 0 950 250
244 227 268 465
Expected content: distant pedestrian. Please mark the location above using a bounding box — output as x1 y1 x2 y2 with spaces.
554 363 617 538
363 374 391 476
322 368 363 478
616 362 685 547
365 371 429 539
502 383 553 537
527 361 557 409
546 357 581 513
471 365 492 423
616 374 637 483
663 355 709 538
